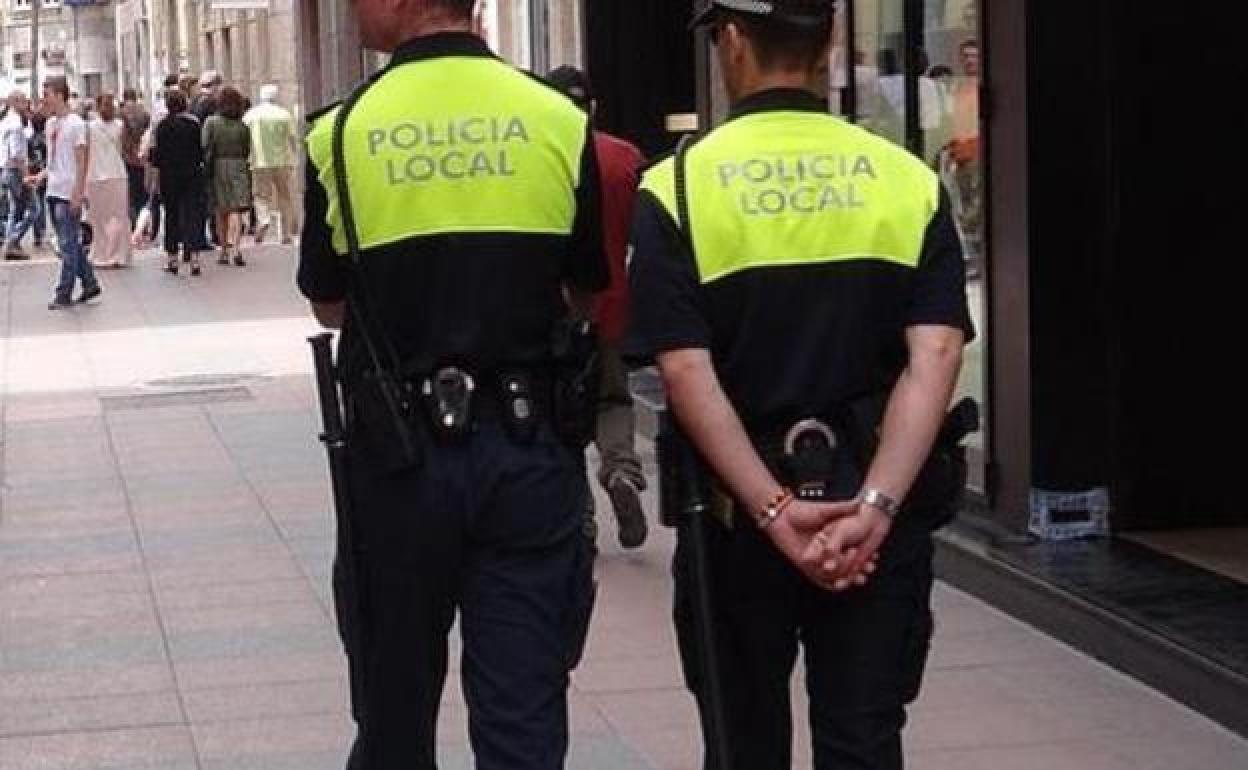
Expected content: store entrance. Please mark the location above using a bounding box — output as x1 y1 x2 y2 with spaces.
585 0 697 157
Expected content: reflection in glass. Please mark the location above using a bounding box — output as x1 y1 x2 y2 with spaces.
854 2 906 146
922 0 986 490
830 1 987 491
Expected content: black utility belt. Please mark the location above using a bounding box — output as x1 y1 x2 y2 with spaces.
396 366 556 444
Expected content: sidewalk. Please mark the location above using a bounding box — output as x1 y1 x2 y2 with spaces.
2 248 1246 770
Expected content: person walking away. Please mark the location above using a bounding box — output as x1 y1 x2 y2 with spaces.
1 88 37 260
26 109 49 251
131 124 161 248
297 0 608 766
121 88 151 227
243 84 299 244
192 72 222 251
203 87 252 267
630 2 974 768
36 77 100 309
86 94 132 268
547 65 649 549
152 89 206 276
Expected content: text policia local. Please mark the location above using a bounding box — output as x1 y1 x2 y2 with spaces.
369 117 530 183
367 115 879 218
717 155 878 215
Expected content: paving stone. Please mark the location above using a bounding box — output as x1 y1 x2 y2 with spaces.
0 726 197 770
0 691 185 738
4 247 1246 770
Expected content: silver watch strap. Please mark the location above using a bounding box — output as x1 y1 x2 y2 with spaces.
862 488 902 518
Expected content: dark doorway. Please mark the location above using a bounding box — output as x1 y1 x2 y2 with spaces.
586 0 698 157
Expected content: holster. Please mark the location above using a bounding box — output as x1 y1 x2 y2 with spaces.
550 318 602 450
347 369 425 475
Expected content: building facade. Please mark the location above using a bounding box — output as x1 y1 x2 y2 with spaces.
296 0 582 113
142 0 298 109
1 0 117 97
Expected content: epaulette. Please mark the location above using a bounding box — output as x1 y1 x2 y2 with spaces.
639 150 676 174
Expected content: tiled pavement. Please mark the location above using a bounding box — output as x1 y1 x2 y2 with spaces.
2 247 1247 769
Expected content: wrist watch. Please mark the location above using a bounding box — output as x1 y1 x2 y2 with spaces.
862 488 902 518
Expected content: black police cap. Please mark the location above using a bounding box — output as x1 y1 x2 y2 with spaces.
690 0 837 30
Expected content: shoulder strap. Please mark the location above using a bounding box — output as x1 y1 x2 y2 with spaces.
673 134 697 251
329 72 406 376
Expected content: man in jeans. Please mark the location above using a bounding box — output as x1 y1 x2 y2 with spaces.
243 84 300 244
1 88 37 260
547 66 649 549
33 77 99 310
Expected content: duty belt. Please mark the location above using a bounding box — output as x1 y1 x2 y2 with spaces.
409 365 555 444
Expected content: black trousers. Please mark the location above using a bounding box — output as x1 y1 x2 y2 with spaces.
674 517 935 770
161 180 201 257
126 163 147 227
334 419 595 770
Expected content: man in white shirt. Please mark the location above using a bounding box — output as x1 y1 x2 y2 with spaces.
242 84 300 244
1 88 37 260
30 77 99 310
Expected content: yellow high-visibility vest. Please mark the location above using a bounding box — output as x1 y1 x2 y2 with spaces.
306 57 590 256
641 110 939 284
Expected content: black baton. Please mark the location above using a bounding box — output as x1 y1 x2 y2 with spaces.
658 410 733 770
308 332 370 716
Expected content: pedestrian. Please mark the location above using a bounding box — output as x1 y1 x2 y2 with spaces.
202 86 252 267
142 75 181 248
121 88 151 227
629 2 974 768
547 65 649 549
36 76 101 310
27 109 49 251
86 94 132 269
131 123 160 248
191 72 221 251
243 84 299 244
297 0 607 766
152 88 205 275
1 88 37 260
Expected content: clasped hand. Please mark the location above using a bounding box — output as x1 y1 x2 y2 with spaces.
767 499 894 592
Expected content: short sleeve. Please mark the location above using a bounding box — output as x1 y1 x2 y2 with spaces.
297 156 348 303
625 191 712 358
906 187 976 342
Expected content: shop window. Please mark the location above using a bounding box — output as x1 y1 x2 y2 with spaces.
827 1 987 491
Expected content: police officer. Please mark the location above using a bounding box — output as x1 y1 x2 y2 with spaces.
629 1 974 768
297 0 607 767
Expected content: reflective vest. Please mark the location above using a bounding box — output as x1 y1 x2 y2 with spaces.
640 110 940 284
306 57 590 256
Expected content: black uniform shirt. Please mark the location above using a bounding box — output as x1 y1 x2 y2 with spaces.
298 33 608 379
628 89 975 430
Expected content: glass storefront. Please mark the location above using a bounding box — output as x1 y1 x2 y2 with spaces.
828 0 986 491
